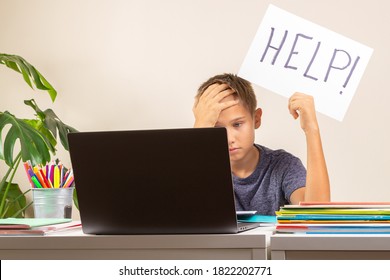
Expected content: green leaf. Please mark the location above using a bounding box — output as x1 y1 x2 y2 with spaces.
0 53 57 102
24 119 57 150
24 99 45 120
24 99 78 151
5 60 20 72
14 56 35 89
0 111 54 166
73 187 79 210
0 182 27 218
45 109 78 150
37 69 57 102
0 160 14 194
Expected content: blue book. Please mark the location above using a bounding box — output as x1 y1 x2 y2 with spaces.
238 214 277 223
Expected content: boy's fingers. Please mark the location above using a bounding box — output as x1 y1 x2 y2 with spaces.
205 83 231 99
214 88 235 102
202 83 220 97
198 84 218 100
289 106 299 119
291 110 299 119
219 99 240 111
288 99 300 119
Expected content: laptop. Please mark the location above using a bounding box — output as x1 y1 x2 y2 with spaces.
68 127 260 234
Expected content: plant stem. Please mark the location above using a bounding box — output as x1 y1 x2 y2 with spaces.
0 160 14 193
0 152 22 216
11 201 33 218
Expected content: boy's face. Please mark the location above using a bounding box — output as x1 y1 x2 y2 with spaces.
215 94 262 165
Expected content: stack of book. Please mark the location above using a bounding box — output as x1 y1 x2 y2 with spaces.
276 202 390 234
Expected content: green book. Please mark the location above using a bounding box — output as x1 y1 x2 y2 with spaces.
0 218 72 228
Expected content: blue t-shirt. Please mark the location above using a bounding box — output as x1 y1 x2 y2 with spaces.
233 144 306 216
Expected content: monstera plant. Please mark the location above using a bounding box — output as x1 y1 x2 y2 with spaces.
0 53 77 218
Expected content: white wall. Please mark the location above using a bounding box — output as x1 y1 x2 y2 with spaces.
1 0 389 219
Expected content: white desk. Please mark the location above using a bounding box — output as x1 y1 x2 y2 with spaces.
0 227 273 260
271 234 390 260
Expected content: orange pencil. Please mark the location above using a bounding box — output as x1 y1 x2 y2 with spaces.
35 169 48 188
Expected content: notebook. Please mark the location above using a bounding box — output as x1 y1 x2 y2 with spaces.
68 127 260 234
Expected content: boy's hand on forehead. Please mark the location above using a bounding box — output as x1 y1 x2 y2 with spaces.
193 83 239 127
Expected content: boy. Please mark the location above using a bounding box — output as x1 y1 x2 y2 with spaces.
193 73 330 215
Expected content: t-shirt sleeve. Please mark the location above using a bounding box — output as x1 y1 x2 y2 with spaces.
282 155 307 203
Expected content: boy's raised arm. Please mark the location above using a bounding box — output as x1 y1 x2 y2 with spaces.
288 92 331 204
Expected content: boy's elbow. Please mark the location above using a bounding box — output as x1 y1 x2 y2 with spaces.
289 187 306 205
290 186 331 204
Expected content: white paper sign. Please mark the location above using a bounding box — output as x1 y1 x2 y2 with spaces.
238 5 373 121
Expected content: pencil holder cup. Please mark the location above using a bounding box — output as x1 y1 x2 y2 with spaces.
32 188 74 218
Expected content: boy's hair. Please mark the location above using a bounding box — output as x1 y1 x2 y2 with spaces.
196 73 257 115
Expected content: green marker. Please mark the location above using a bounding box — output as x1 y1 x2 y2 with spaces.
31 176 43 188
